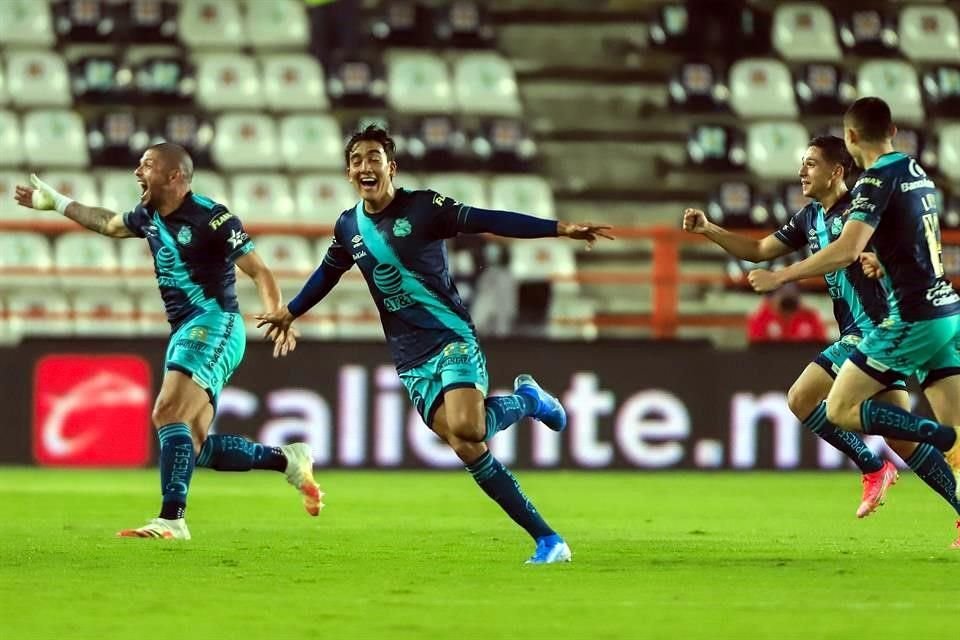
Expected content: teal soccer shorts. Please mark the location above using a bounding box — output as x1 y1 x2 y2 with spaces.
165 311 246 405
849 315 960 388
815 334 907 390
398 339 489 427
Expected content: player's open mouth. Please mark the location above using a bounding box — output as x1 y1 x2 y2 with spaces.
359 176 378 190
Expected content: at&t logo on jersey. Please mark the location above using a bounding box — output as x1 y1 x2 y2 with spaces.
373 263 414 312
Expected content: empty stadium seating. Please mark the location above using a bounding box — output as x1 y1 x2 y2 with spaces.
229 173 296 224
0 111 24 167
177 0 244 49
6 50 71 108
729 58 797 118
279 114 342 171
386 50 455 113
772 3 842 61
261 54 328 112
0 0 55 47
211 113 281 169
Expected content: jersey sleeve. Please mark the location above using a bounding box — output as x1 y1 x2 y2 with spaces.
425 190 470 239
773 208 809 250
208 207 255 261
322 216 356 272
846 172 895 228
122 205 151 238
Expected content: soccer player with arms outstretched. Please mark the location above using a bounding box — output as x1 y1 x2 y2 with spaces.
684 135 960 526
256 126 613 563
747 98 960 546
14 142 322 540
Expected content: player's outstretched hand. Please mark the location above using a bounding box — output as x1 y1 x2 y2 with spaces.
747 268 782 293
557 221 615 250
859 252 884 279
682 208 709 233
255 306 298 358
14 174 63 211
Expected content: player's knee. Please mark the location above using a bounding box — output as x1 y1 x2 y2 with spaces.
151 396 188 428
824 401 854 429
786 383 818 421
444 409 484 442
448 439 486 463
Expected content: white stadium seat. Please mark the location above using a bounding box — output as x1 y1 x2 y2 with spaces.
6 50 71 108
0 60 9 106
386 50 454 114
489 175 556 219
510 240 579 294
452 52 523 116
857 60 925 125
425 173 489 209
729 58 798 118
191 170 231 207
22 110 88 168
6 291 71 337
773 3 842 62
41 172 99 210
548 295 597 340
294 175 358 221
195 54 264 111
251 234 315 289
54 232 120 289
746 121 809 179
73 292 137 336
279 114 342 171
938 124 960 181
177 0 244 50
230 173 296 224
394 174 423 191
0 172 30 221
261 54 328 112
0 111 23 167
899 6 960 62
119 238 157 292
212 113 280 170
0 232 54 289
245 0 310 50
99 170 144 215
0 0 55 47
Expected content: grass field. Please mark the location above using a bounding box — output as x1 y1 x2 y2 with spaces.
0 468 957 639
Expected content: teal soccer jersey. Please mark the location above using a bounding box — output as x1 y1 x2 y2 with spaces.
774 191 888 337
320 188 481 372
122 192 255 330
846 152 960 321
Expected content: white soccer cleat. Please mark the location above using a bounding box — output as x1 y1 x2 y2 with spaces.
281 443 324 516
117 517 191 540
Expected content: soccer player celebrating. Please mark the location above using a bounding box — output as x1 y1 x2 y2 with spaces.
684 136 960 524
747 98 960 545
14 142 322 540
256 125 613 563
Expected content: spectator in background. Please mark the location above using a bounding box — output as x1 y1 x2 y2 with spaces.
471 243 518 337
747 283 827 343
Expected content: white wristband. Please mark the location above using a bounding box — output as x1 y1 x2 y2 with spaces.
53 193 74 215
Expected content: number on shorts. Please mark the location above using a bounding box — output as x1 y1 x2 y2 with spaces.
922 212 945 277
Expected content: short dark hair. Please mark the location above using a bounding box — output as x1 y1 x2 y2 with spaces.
808 135 853 178
844 97 894 143
344 125 396 167
146 141 193 181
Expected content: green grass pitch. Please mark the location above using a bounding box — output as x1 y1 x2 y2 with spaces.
0 468 957 639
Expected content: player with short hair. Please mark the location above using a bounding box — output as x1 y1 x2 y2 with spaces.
256 125 613 563
684 135 960 524
747 98 960 545
14 142 321 540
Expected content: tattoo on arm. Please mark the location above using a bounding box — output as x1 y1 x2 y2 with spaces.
63 203 124 236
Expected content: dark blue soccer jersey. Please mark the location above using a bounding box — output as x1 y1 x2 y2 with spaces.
123 192 255 330
322 188 481 371
846 152 960 321
775 191 889 336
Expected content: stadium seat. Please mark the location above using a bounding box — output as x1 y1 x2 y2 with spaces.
0 233 55 290
119 238 157 292
794 63 855 115
369 0 433 48
649 2 771 58
88 112 149 167
250 234 314 289
211 113 280 170
325 52 388 108
489 175 556 219
745 122 809 179
23 110 88 168
99 170 144 214
195 54 264 111
52 0 124 42
510 240 578 295
245 0 309 50
394 174 423 191
191 170 230 207
772 3 842 61
473 118 537 171
41 172 99 210
401 115 469 171
279 114 342 171
729 58 797 118
132 56 194 105
452 52 523 116
923 66 960 117
261 54 328 112
707 181 754 227
687 124 746 171
0 0 55 47
547 295 597 340
0 172 30 221
54 232 120 289
838 9 899 57
6 292 71 337
774 183 809 222
385 50 454 114
938 124 960 181
0 111 24 167
229 173 296 224
899 6 960 62
177 0 244 49
857 60 925 125
294 175 357 221
425 173 489 209
668 62 726 112
6 50 71 108
128 0 179 43
72 291 137 336
432 0 496 49
157 112 213 167
71 55 131 104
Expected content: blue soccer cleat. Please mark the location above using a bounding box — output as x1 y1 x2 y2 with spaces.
525 534 572 565
514 374 567 432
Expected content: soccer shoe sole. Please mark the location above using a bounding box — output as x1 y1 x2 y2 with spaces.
282 443 325 517
513 374 567 432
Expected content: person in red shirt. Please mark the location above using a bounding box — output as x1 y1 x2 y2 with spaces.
747 283 827 343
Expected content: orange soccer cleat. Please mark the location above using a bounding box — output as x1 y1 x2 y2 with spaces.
856 460 898 518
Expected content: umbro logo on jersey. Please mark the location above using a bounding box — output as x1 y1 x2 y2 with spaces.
352 235 363 246
144 225 158 237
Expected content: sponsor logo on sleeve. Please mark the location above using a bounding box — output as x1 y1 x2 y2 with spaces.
855 176 883 189
209 211 234 229
227 229 250 249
